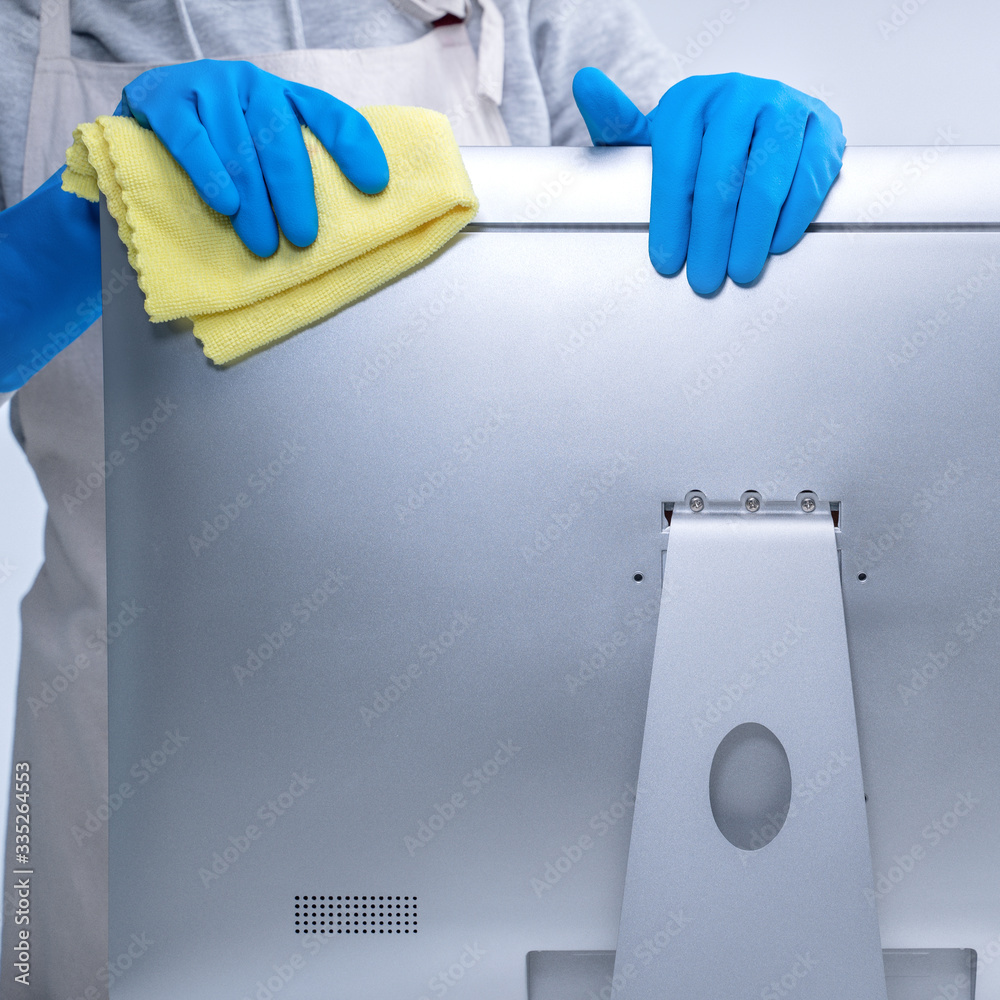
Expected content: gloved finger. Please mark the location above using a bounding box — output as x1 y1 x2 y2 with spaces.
770 110 845 254
727 104 808 284
244 86 319 248
289 84 390 195
571 67 651 145
684 107 756 294
128 96 241 217
647 86 704 277
196 93 280 257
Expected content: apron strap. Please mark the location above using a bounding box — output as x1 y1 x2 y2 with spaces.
38 0 72 59
391 0 505 106
37 0 500 102
474 0 504 107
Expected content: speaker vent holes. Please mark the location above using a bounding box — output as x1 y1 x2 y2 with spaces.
294 895 418 934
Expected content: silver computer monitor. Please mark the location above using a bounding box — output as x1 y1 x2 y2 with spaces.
102 145 998 999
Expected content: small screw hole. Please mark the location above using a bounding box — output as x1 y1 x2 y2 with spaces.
633 573 643 582
858 573 867 582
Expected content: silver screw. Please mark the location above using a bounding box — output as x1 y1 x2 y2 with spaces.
689 496 704 512
745 496 760 512
801 496 816 513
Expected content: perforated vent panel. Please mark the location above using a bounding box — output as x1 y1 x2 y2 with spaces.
294 895 418 934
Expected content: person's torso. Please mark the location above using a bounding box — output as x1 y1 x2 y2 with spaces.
1 0 567 208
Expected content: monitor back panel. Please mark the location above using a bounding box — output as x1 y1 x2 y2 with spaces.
102 147 1000 999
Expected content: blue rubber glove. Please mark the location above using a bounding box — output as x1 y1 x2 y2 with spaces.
573 69 846 295
0 167 102 393
118 59 390 257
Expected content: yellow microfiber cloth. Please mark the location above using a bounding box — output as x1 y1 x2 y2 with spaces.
62 106 478 364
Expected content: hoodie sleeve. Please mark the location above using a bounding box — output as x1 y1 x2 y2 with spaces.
527 0 679 145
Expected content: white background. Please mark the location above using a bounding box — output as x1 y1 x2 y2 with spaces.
1 0 999 932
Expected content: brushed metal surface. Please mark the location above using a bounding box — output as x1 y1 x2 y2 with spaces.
528 949 976 1000
464 145 1000 226
102 147 1000 1000
612 505 886 999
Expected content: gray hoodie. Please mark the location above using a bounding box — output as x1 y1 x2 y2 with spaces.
0 0 678 210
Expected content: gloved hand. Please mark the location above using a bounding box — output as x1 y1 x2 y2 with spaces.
0 167 101 393
118 59 390 257
573 68 846 295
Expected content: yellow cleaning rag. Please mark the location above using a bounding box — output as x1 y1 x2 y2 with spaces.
63 106 478 365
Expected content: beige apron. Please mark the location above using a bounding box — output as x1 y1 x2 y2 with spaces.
2 1 509 994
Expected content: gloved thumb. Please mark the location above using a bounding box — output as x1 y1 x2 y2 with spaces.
572 67 651 146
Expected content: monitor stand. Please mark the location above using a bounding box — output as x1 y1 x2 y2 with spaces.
526 950 975 1000
607 493 888 999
